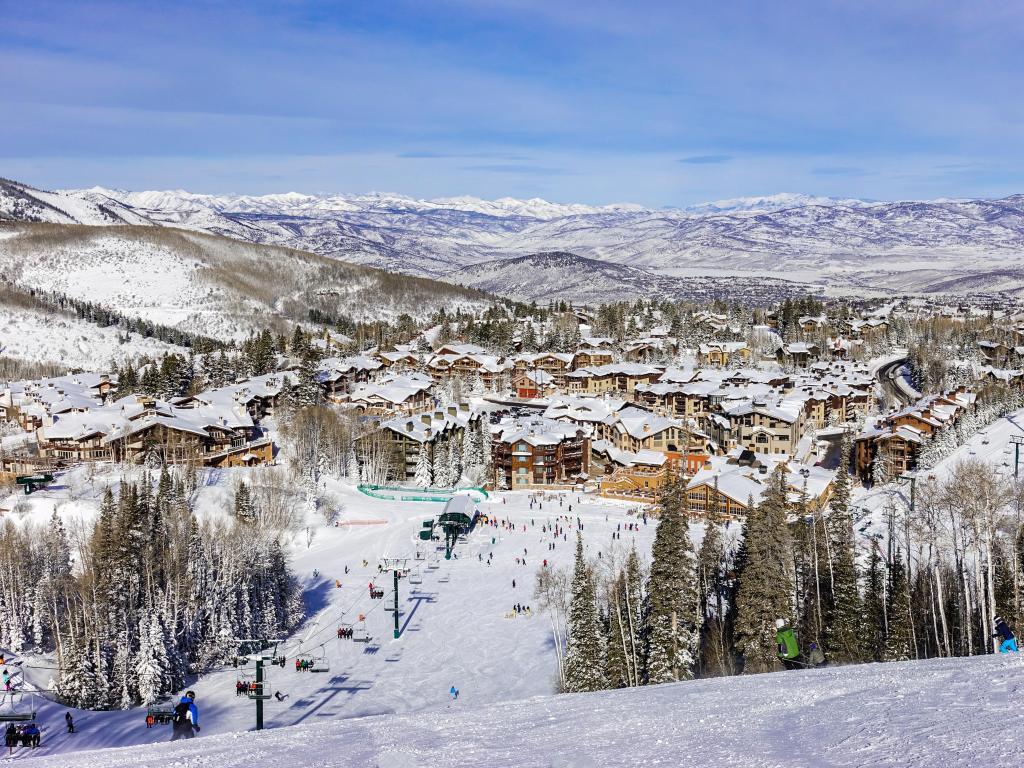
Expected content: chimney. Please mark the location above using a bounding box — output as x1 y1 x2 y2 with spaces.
406 420 414 431
421 413 431 425
448 406 457 416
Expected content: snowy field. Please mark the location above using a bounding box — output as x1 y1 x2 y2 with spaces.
19 652 1024 767
0 476 659 762
0 307 185 370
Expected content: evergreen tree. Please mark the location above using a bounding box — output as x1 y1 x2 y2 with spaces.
884 549 913 661
563 533 607 693
234 481 256 519
643 478 699 683
823 434 863 662
734 467 794 673
861 544 887 662
413 445 433 488
605 573 631 688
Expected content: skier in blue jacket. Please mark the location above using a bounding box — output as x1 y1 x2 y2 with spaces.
171 691 200 740
993 617 1018 653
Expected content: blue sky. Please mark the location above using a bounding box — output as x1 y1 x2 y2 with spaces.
1 0 1022 206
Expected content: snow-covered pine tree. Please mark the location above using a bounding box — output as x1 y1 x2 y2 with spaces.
433 440 451 488
414 444 433 488
478 424 493 486
643 477 699 684
883 548 913 661
824 434 863 662
563 533 607 692
605 572 631 688
697 492 731 677
734 466 794 673
861 544 886 662
234 481 256 519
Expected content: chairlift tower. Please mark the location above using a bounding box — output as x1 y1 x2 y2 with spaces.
378 558 409 639
1010 435 1024 478
233 638 283 731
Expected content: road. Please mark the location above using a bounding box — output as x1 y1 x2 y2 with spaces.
876 357 918 407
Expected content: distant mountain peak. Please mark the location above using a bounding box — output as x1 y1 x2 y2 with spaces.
686 192 873 215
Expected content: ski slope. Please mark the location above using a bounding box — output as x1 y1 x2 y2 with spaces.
21 651 1024 766
1 479 660 762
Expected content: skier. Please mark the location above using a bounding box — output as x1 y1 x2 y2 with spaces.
993 616 1019 653
65 711 75 733
23 723 40 748
775 619 800 669
449 685 459 701
171 691 200 740
807 642 826 668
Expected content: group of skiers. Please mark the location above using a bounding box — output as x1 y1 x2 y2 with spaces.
775 619 829 670
4 722 40 750
776 615 1019 668
235 680 260 696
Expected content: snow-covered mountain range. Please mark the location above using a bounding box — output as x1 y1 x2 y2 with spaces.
5 177 1024 301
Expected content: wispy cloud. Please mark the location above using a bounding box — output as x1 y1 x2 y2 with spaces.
464 163 574 176
679 154 733 165
811 165 868 177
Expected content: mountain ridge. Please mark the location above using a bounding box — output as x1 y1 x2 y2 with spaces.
6 177 1024 301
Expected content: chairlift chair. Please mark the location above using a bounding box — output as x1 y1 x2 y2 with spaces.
310 651 330 673
0 691 36 723
352 621 371 643
409 569 423 585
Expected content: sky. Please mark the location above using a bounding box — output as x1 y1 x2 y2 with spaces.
1 0 1022 206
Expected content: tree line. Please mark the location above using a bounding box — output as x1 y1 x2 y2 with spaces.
0 468 302 708
547 433 1023 692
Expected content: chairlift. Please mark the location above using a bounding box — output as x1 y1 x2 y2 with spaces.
247 681 271 700
352 619 371 643
338 624 354 640
234 673 255 697
145 703 175 726
310 650 330 673
0 691 36 723
384 593 397 612
409 569 423 585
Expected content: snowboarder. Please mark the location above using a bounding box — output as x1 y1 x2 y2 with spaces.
275 691 287 702
65 712 74 733
993 616 1018 653
171 691 199 740
449 685 459 701
775 619 800 669
807 642 826 668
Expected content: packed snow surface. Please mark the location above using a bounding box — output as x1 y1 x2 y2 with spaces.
21 652 1024 767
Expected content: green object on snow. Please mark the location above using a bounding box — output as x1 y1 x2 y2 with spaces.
776 627 799 660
